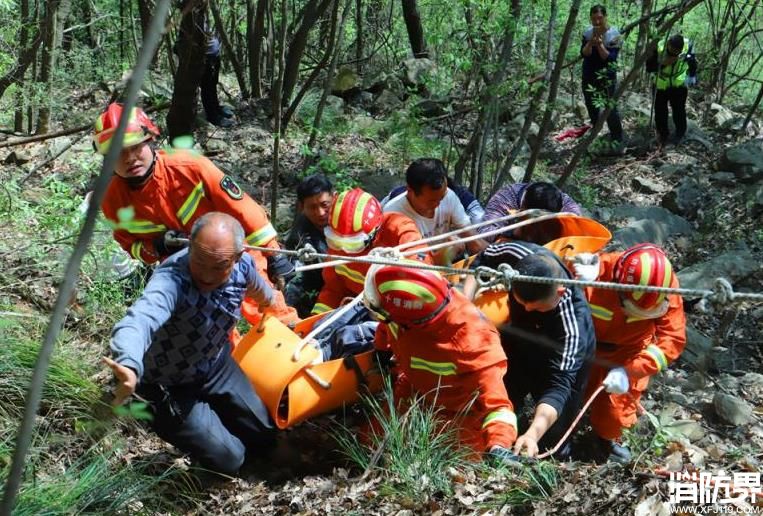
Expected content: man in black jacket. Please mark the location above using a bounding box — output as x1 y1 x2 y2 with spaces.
284 174 333 317
474 241 596 459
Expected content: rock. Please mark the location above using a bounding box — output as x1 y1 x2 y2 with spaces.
357 168 400 199
665 420 705 442
631 176 666 194
655 162 693 178
331 67 359 94
710 346 736 372
4 151 32 165
713 393 754 425
746 184 763 218
413 98 448 118
740 372 763 402
610 205 694 247
625 93 653 118
401 58 436 87
677 249 759 291
710 103 738 128
679 325 712 370
709 172 736 186
718 139 763 184
507 165 526 183
373 90 402 113
325 95 345 112
203 139 228 154
347 90 374 110
661 176 706 219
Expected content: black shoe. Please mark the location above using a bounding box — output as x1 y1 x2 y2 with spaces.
599 437 631 464
208 116 234 128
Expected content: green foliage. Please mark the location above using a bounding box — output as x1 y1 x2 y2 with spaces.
334 378 471 500
5 445 189 516
491 460 560 507
300 148 359 192
0 316 100 421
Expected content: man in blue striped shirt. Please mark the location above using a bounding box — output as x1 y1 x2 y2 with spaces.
104 212 276 475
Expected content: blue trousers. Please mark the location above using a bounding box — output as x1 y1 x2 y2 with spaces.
138 344 275 475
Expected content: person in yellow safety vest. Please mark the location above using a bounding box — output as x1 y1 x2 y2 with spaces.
646 34 698 148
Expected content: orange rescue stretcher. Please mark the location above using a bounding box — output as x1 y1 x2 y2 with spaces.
232 313 383 429
451 213 612 325
233 213 610 428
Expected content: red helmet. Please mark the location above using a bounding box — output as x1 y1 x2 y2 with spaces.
614 244 674 318
93 103 160 155
363 262 450 327
325 188 383 254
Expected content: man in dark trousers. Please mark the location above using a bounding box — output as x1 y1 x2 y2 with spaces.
104 213 276 475
470 241 596 459
646 34 698 148
581 4 624 153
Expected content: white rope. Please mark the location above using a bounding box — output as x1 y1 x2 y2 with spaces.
296 211 571 273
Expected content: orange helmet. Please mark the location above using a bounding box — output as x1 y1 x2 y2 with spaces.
93 103 160 155
325 188 383 254
363 262 450 327
614 244 674 318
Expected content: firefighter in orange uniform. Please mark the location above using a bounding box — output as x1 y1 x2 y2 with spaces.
572 244 686 462
94 103 298 326
364 263 518 458
310 188 433 315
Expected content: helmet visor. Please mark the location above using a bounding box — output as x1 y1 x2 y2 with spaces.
622 298 669 320
325 226 371 254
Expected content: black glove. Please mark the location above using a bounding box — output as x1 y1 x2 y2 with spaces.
152 230 188 258
267 253 296 287
485 446 524 469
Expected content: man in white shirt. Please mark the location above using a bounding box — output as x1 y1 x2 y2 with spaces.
383 158 487 264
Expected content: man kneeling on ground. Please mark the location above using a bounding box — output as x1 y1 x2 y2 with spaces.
104 212 275 475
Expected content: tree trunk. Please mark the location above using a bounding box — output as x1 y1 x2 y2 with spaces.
280 0 334 107
634 0 652 88
355 0 362 73
309 0 351 147
210 0 250 98
271 0 288 226
35 0 71 134
13 0 31 132
282 0 340 134
167 1 208 142
247 0 268 98
524 0 579 181
454 0 520 190
558 0 705 186
401 0 427 57
742 81 763 131
137 0 160 67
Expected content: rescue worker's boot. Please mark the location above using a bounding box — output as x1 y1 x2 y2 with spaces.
598 437 631 464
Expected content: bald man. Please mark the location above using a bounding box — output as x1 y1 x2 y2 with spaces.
105 212 276 475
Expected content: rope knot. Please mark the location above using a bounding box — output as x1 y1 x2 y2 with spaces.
368 246 403 262
297 243 319 263
710 277 735 306
474 266 500 289
496 263 520 289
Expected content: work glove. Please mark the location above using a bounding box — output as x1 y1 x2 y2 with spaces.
603 367 630 394
485 445 524 469
267 253 296 290
153 230 188 258
571 252 600 282
685 76 698 87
